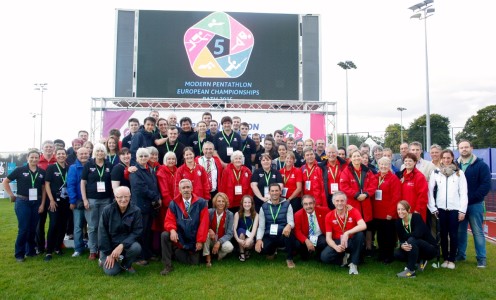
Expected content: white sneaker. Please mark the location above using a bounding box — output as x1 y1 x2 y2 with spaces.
72 251 81 257
441 261 449 268
349 263 359 275
341 253 350 267
447 262 455 269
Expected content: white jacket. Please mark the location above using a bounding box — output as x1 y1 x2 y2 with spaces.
428 168 468 213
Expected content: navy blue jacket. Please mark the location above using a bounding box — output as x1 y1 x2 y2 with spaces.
129 164 160 214
130 127 155 165
457 156 491 205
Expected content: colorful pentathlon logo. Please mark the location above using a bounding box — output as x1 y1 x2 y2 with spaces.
184 12 254 78
281 124 303 140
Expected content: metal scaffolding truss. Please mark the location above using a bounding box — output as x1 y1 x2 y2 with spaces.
91 97 338 143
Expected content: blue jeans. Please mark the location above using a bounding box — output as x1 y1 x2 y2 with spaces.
14 199 40 259
457 202 486 260
84 198 111 254
101 242 141 276
73 207 86 253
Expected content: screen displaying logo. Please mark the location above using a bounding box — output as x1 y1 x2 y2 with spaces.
184 11 254 78
281 124 303 140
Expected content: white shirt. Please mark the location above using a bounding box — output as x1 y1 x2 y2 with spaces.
199 156 218 191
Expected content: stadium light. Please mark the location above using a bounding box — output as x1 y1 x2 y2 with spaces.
337 61 357 148
397 107 407 144
34 83 48 149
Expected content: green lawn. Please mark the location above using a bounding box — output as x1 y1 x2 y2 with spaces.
0 198 493 299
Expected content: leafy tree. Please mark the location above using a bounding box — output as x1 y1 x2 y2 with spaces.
384 123 407 152
408 114 450 149
336 134 367 148
456 105 496 148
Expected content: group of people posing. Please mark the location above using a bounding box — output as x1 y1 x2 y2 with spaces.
3 111 491 278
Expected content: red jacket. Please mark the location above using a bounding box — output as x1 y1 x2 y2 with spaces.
294 206 330 244
219 163 253 208
339 164 378 223
156 165 177 207
195 156 223 191
164 194 209 244
279 166 303 200
301 162 326 207
175 163 211 200
38 154 56 170
325 161 344 195
400 168 428 221
373 171 401 220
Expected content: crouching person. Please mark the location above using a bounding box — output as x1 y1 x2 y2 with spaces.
320 191 366 275
98 186 143 275
203 192 234 266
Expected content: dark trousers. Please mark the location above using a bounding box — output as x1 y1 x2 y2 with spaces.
161 231 200 266
101 242 141 276
140 213 153 260
439 209 459 262
14 199 40 258
394 237 437 271
321 231 364 265
261 233 296 260
296 234 327 260
46 200 70 254
36 201 49 251
375 219 396 261
289 197 302 213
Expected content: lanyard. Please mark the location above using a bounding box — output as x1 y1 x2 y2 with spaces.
277 158 285 170
30 170 39 188
96 164 105 182
198 135 205 155
242 139 248 152
243 215 253 231
378 175 385 188
188 163 197 174
221 131 234 147
233 168 242 183
216 212 223 234
353 168 362 186
159 132 165 139
264 171 272 186
150 164 157 174
335 210 348 233
402 215 411 234
55 163 67 186
269 203 282 222
107 154 116 164
166 142 178 153
282 167 293 185
305 164 316 179
328 164 339 181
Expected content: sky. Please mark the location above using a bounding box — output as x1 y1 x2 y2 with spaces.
1 0 495 152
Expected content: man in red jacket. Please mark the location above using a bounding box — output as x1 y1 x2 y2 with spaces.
294 195 330 260
160 179 209 275
301 147 326 207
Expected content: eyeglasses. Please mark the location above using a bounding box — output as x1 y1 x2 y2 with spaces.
115 196 131 199
138 155 149 158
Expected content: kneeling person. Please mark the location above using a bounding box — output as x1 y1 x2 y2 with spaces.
98 186 143 275
203 193 234 266
321 191 366 275
160 179 209 275
294 195 330 260
255 183 296 268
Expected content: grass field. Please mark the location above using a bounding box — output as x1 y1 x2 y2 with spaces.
0 199 493 299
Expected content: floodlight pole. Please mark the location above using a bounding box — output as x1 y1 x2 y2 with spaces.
34 83 48 149
397 107 407 143
338 61 357 148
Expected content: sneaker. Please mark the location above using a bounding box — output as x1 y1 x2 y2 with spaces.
349 263 359 275
341 253 350 267
126 267 136 274
447 262 455 269
35 248 45 255
44 254 52 262
477 259 487 268
16 257 25 263
135 260 149 266
98 258 103 268
266 254 275 260
55 250 64 256
160 265 174 276
286 260 296 269
397 268 416 278
72 251 81 257
455 255 466 262
419 260 428 271
88 253 98 260
441 261 449 268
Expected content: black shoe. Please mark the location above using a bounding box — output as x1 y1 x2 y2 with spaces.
44 254 52 262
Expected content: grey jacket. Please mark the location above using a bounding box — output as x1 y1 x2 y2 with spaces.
208 208 234 245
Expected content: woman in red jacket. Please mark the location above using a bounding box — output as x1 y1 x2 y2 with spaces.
175 147 211 201
340 149 378 254
373 157 401 263
279 152 303 212
400 153 428 222
155 151 178 232
219 150 253 212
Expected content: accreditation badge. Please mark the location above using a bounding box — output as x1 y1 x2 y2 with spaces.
235 185 242 195
245 230 251 238
375 190 383 200
281 187 288 198
305 180 311 190
264 186 269 198
309 235 318 246
29 188 38 201
330 183 339 194
227 147 234 156
270 224 278 235
97 181 106 193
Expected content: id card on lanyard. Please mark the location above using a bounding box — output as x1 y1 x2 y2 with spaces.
29 170 39 201
96 165 106 193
